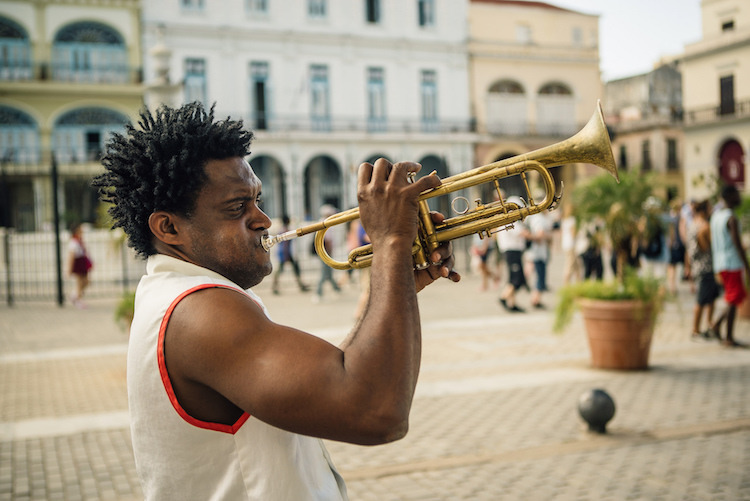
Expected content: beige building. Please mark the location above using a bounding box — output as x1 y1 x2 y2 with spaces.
0 0 143 231
604 63 685 202
468 0 605 203
682 0 750 200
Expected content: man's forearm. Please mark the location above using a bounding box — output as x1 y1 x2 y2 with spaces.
339 241 422 435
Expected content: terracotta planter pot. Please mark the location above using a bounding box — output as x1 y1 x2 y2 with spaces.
578 298 655 370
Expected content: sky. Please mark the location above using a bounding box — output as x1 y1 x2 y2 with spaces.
547 0 703 81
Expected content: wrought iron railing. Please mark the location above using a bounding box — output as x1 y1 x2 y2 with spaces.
684 99 750 126
0 62 142 84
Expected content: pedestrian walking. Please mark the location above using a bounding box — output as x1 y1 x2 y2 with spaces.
709 185 750 347
497 206 529 313
313 204 342 303
67 222 93 308
271 215 310 294
687 200 720 340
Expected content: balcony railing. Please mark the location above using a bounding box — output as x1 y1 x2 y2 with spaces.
0 62 143 85
684 99 750 127
243 114 475 135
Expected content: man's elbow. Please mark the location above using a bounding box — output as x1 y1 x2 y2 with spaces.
352 409 410 445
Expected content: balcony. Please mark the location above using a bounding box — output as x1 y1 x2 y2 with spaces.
0 61 142 85
684 99 750 127
244 114 475 135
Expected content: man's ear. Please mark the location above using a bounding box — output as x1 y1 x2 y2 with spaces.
148 211 186 247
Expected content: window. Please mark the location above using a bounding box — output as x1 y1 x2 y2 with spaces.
418 0 435 27
721 20 735 32
310 64 330 130
309 0 326 18
0 17 32 80
184 58 207 105
250 62 269 130
537 82 574 135
181 0 205 10
618 145 628 171
421 70 438 131
246 0 268 14
572 27 582 46
516 24 531 44
487 79 526 135
0 106 40 164
52 107 128 164
641 140 651 171
366 0 381 24
52 22 128 83
367 67 386 131
666 139 678 171
720 75 735 115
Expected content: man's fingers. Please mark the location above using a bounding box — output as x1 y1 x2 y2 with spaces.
357 162 374 191
370 158 393 183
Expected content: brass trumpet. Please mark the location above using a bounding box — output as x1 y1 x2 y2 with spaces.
261 100 618 271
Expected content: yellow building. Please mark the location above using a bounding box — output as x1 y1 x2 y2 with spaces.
468 0 605 202
0 0 143 231
682 0 750 200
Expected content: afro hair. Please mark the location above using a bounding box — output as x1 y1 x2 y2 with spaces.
92 102 254 258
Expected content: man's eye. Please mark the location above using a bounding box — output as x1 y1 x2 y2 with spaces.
256 196 263 207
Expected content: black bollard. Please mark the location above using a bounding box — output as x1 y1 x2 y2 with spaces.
578 388 615 434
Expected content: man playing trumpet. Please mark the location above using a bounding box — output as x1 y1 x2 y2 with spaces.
93 102 460 500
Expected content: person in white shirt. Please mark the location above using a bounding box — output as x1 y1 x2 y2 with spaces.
497 204 530 313
525 211 554 309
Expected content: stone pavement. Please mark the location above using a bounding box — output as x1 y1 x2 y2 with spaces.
1 259 750 500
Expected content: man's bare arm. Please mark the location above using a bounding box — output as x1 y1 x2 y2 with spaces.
166 160 455 445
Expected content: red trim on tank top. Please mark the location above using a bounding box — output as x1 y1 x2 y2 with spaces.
157 283 259 434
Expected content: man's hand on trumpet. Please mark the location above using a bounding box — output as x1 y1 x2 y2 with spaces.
415 210 462 292
357 158 461 292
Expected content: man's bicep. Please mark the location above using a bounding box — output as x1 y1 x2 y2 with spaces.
168 289 353 435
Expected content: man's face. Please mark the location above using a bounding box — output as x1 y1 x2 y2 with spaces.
182 157 273 289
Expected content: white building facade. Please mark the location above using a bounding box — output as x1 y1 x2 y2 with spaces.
142 0 475 229
682 0 750 200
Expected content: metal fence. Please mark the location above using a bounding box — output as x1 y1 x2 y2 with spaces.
0 223 474 306
0 227 145 305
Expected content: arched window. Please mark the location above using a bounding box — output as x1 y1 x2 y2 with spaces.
0 17 32 80
486 79 527 135
489 80 524 94
538 83 572 96
0 106 39 164
250 155 287 219
418 154 450 216
537 82 575 136
304 156 342 220
52 21 128 83
53 107 128 163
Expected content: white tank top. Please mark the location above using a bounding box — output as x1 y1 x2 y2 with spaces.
128 254 348 500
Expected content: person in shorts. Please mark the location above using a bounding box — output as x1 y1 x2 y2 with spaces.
709 185 750 347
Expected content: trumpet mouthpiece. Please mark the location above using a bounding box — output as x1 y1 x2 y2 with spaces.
261 230 299 252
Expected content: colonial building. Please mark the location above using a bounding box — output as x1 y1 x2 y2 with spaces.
604 62 685 201
142 0 474 230
0 0 143 231
682 0 750 200
468 0 605 203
